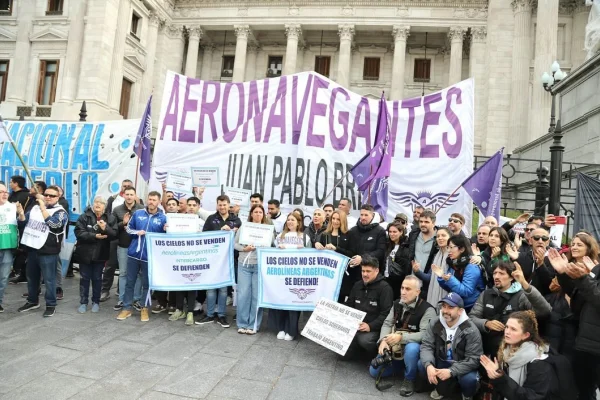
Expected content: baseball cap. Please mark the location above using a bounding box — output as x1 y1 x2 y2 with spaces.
395 213 408 222
438 292 464 308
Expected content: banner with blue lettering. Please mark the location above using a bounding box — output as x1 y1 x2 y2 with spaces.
153 71 474 230
0 120 141 221
257 248 348 311
146 231 235 291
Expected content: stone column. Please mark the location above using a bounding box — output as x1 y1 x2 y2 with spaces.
151 22 167 128
469 27 489 153
185 26 202 77
200 44 215 81
530 0 559 142
448 27 467 84
245 45 259 81
232 25 250 82
508 0 534 149
296 45 306 72
284 24 302 75
337 24 354 88
59 0 89 103
571 3 591 69
165 24 185 75
105 0 130 111
137 12 161 116
5 0 35 104
390 25 410 100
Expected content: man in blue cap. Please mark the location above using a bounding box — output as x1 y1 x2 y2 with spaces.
420 292 483 400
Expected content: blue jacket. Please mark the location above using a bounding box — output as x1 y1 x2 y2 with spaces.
438 262 484 310
126 208 167 261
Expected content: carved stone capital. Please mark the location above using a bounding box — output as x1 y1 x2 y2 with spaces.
285 24 302 40
234 25 251 40
188 25 203 40
471 26 487 42
338 24 355 41
448 26 467 42
148 12 162 28
202 43 216 53
392 25 410 42
166 24 184 39
511 0 534 13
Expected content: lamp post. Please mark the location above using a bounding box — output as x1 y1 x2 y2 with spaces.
542 61 566 216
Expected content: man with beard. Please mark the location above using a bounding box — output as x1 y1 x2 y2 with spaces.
323 204 335 223
408 210 436 271
267 199 286 234
410 205 424 232
420 293 482 400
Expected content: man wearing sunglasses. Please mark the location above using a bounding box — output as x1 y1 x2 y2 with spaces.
15 185 68 317
448 213 466 237
515 227 556 297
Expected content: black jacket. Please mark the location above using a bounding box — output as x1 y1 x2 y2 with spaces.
202 212 242 232
8 188 29 208
112 202 144 248
319 232 352 258
73 207 118 264
347 221 387 281
385 235 411 280
490 359 553 400
345 274 393 332
304 222 327 248
541 291 577 362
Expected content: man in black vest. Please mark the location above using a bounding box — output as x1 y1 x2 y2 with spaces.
344 255 393 359
370 275 436 396
468 260 551 356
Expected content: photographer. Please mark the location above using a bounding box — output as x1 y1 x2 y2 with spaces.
370 275 435 396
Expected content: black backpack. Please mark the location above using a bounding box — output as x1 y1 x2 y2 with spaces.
539 347 578 400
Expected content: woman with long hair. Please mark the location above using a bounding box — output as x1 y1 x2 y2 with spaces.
268 212 311 341
383 221 411 300
316 210 352 301
415 227 451 305
434 234 485 312
480 310 554 400
481 227 519 287
234 204 275 335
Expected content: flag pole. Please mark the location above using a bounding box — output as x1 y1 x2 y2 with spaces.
434 184 462 215
319 169 352 208
0 117 38 193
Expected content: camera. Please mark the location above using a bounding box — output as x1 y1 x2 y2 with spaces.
371 348 393 368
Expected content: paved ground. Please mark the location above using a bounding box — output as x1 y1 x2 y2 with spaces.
0 274 432 400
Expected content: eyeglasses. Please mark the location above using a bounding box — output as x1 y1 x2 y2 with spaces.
43 193 58 198
397 219 406 224
448 218 462 224
532 235 549 241
524 228 535 232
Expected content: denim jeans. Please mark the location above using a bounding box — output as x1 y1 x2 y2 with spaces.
79 262 104 305
369 342 425 381
207 286 228 317
433 359 479 398
123 258 148 311
117 247 141 303
0 249 14 305
236 263 262 330
56 258 63 289
27 252 58 306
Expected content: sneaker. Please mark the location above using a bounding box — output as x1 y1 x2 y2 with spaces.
193 301 202 311
113 301 124 311
133 301 142 312
167 306 176 315
140 307 149 322
116 310 132 320
9 275 27 284
169 309 185 321
277 331 285 340
43 306 55 317
284 334 294 341
430 389 443 400
185 312 194 326
238 328 248 334
99 292 110 302
18 302 40 312
78 304 87 313
91 303 100 313
217 316 230 328
226 296 233 306
246 329 256 335
152 304 167 314
56 287 64 300
194 315 215 325
399 379 415 397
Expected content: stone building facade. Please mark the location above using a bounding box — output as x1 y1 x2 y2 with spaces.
0 0 592 156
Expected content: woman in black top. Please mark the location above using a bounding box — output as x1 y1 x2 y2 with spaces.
384 221 411 300
316 210 352 301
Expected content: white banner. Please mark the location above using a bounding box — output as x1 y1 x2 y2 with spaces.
152 71 474 227
257 248 348 311
301 297 366 356
0 120 141 221
146 231 235 290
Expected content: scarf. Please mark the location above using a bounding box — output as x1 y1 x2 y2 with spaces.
503 342 548 388
427 248 449 305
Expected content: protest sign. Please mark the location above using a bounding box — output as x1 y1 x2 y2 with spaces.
146 231 235 290
238 222 275 247
166 171 193 194
550 224 565 248
191 167 220 187
0 120 140 221
166 213 201 233
257 248 348 311
224 186 252 208
152 71 474 228
301 297 366 356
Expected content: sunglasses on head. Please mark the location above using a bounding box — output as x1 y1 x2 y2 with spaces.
43 193 58 198
448 218 462 224
532 235 549 241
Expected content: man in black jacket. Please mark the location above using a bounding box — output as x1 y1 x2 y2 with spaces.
344 255 393 359
8 175 29 208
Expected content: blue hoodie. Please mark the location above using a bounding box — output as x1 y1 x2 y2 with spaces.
438 262 485 310
126 207 167 261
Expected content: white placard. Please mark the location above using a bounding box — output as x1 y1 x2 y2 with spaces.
224 186 252 208
239 222 275 247
191 167 220 187
549 224 565 248
166 171 193 194
301 297 366 356
167 213 201 233
238 208 249 222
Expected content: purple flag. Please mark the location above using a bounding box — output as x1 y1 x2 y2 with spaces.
462 148 504 221
349 152 371 191
134 96 152 182
370 93 392 181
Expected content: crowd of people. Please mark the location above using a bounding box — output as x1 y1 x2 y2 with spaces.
1 175 600 399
